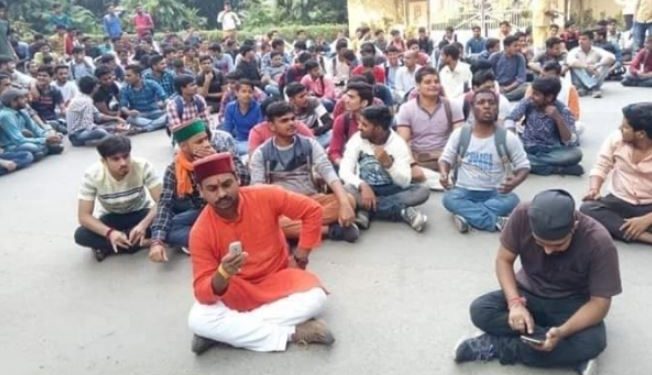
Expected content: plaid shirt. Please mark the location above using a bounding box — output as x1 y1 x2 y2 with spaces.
166 95 210 130
150 130 250 242
143 70 176 98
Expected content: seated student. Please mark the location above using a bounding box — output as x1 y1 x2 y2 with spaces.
505 77 582 176
222 79 263 156
93 65 121 117
166 74 210 131
218 72 267 121
120 64 168 133
476 38 500 61
0 87 64 160
283 51 312 88
351 55 386 86
171 59 195 78
52 65 78 108
466 25 486 58
300 60 336 112
460 70 512 127
187 152 334 354
567 31 615 98
340 105 430 232
439 89 530 233
0 147 34 176
29 66 67 134
326 40 353 89
394 50 422 99
439 44 472 99
195 55 225 114
143 55 176 98
621 35 652 88
489 35 528 101
247 98 314 156
396 66 464 189
67 76 128 147
529 37 569 76
68 46 95 80
328 82 373 167
455 189 621 375
98 53 125 83
593 29 626 80
358 41 386 67
209 43 235 76
235 45 262 88
580 103 652 245
249 102 359 242
74 135 162 262
285 82 333 148
149 120 245 261
262 51 288 98
406 38 432 66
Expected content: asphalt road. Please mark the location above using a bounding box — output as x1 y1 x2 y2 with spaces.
1 82 650 375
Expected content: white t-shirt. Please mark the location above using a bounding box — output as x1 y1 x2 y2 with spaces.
440 127 530 191
78 157 161 214
217 11 240 31
52 80 78 104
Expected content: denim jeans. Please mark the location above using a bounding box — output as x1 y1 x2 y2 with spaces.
46 119 68 135
235 140 248 156
320 98 335 113
502 82 528 102
13 142 49 160
580 194 652 243
633 21 652 51
316 129 332 149
166 209 202 247
128 110 168 132
442 188 519 231
264 84 282 98
0 151 34 176
470 289 606 368
69 127 111 147
621 73 652 87
571 67 610 91
525 145 583 176
346 183 430 221
74 209 150 256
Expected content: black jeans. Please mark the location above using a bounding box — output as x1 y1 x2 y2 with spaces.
580 194 652 243
74 209 150 255
470 289 606 368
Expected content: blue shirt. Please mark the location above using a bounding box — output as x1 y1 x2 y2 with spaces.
465 37 486 55
489 52 527 86
143 70 175 98
120 79 167 113
222 101 263 142
0 107 46 149
103 14 122 39
506 98 576 149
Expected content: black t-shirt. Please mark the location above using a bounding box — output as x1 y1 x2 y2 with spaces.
31 86 63 121
93 82 120 107
196 69 225 104
501 203 622 299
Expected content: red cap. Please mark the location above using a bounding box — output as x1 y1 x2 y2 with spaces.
192 152 236 183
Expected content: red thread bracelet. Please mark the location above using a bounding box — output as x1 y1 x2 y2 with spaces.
106 228 115 239
508 296 527 308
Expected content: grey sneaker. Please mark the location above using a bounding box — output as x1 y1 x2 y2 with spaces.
191 334 218 355
453 333 497 363
591 89 603 98
495 216 509 232
354 210 370 230
576 358 598 375
93 248 108 262
400 207 427 232
453 215 469 233
328 223 360 243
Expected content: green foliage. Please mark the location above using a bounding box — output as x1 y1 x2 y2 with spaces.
120 0 207 32
243 0 347 26
196 24 348 43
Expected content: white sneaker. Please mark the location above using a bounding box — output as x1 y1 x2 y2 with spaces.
576 358 598 375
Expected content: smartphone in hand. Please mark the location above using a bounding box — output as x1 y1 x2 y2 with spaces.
228 241 243 257
520 334 545 345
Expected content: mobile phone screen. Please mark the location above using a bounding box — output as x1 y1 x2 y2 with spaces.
520 335 544 345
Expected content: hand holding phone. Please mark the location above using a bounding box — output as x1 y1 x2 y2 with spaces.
520 334 545 346
228 241 243 256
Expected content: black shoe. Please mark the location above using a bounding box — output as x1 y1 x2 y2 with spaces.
558 165 585 176
576 358 598 375
191 334 218 355
328 223 360 243
453 333 497 363
93 248 107 262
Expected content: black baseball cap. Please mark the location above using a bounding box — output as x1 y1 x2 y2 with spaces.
528 189 576 241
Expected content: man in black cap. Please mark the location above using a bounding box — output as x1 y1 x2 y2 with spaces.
454 189 622 375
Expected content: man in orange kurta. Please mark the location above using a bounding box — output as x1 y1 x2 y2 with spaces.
187 152 335 354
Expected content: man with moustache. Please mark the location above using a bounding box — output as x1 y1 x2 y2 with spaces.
186 152 334 354
74 135 162 262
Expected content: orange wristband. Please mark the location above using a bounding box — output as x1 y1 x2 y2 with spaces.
217 264 231 280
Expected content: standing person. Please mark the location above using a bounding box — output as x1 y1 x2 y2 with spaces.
217 3 241 41
454 189 621 375
74 135 162 262
186 152 334 354
580 102 652 245
0 2 17 61
633 0 652 51
439 89 530 233
49 4 72 31
615 0 638 31
133 6 154 40
103 5 123 40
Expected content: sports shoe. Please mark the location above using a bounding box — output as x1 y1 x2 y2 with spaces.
400 207 427 232
355 210 370 230
453 215 469 233
328 223 360 243
291 319 335 346
179 246 191 256
576 358 598 375
557 165 585 176
453 333 497 363
191 334 218 355
495 216 509 232
93 248 107 262
591 89 603 98
577 88 588 97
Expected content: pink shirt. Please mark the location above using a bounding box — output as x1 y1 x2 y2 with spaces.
133 13 154 37
248 121 314 155
300 75 336 100
591 131 652 205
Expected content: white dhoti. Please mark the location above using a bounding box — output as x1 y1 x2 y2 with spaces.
188 287 327 352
